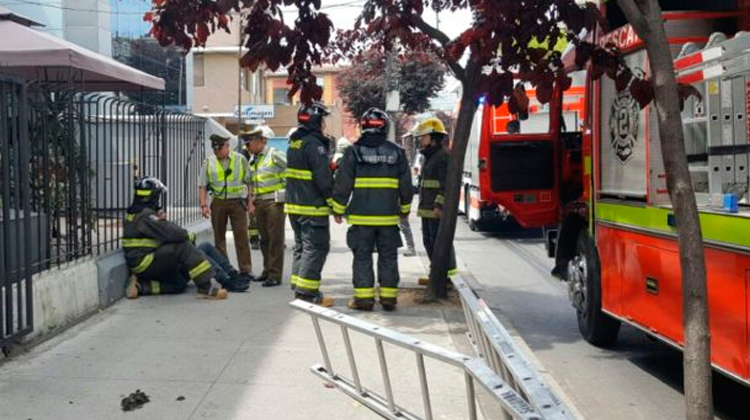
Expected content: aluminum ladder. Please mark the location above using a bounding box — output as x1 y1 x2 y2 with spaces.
291 298 575 420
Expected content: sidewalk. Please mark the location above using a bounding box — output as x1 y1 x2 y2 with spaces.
0 217 476 420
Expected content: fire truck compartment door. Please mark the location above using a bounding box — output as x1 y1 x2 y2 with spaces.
599 50 649 198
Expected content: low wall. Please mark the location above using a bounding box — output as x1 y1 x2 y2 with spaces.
20 219 213 346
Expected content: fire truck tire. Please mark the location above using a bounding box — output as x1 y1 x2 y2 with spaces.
575 232 621 347
463 185 470 217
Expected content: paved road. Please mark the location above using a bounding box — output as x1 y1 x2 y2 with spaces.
451 218 750 420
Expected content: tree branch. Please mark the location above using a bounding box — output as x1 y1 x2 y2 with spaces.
411 14 465 80
616 0 650 37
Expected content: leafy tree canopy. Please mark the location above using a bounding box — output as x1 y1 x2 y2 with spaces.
337 49 445 118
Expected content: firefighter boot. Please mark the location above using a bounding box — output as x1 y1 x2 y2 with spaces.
295 292 334 308
125 274 139 299
379 298 397 312
402 247 417 257
417 277 453 290
347 299 374 311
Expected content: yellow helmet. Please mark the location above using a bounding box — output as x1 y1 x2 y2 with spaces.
412 117 447 137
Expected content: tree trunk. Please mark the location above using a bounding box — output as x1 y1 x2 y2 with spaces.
617 1 713 418
425 65 479 300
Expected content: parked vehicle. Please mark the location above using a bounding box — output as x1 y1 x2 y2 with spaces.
476 2 750 386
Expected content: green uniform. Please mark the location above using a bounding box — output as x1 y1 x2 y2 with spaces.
418 144 457 277
285 127 333 298
332 132 414 306
249 145 287 284
199 151 253 274
122 208 214 294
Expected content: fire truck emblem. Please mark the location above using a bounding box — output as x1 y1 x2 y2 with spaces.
609 91 640 164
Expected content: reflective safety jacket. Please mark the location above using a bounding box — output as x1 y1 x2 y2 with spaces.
284 128 334 217
249 146 287 198
202 151 249 200
331 133 413 226
418 144 450 218
122 208 195 274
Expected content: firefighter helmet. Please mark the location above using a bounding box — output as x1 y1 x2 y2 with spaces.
297 102 330 132
132 176 168 210
412 117 447 137
360 107 390 135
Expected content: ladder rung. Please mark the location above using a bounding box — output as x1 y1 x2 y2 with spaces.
683 117 708 124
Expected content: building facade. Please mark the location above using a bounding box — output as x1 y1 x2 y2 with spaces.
263 66 357 140
5 0 112 56
190 14 264 133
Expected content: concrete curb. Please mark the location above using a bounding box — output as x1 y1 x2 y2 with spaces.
453 251 587 420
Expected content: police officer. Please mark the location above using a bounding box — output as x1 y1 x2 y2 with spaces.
242 125 287 288
413 118 458 285
332 108 414 311
198 134 255 278
286 102 334 307
123 177 228 299
238 138 261 250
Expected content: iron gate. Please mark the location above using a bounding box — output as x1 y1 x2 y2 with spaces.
0 76 34 349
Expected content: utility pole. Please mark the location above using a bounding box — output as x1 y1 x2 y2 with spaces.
383 44 400 142
178 57 184 108
237 11 244 132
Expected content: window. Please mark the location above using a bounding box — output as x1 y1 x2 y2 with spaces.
193 54 205 87
274 88 290 105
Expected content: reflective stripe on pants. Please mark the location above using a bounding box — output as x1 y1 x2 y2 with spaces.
290 215 330 297
346 225 401 304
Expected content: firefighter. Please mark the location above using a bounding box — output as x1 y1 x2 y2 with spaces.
332 137 351 172
242 125 287 288
286 102 334 307
198 134 255 279
332 108 414 311
413 118 458 285
123 177 228 299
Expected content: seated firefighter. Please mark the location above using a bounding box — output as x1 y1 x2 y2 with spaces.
122 176 234 300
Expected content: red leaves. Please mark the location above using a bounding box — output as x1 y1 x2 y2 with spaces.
629 77 654 109
678 83 702 102
478 72 514 107
143 12 153 22
557 74 572 92
536 82 553 105
614 67 632 92
196 23 209 44
574 42 594 69
677 83 702 111
509 84 530 118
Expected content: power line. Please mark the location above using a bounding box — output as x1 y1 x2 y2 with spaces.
1 0 367 16
0 0 146 15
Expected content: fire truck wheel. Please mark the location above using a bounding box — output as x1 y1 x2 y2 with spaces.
572 231 621 347
463 185 470 217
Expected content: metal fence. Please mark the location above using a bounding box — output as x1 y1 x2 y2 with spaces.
3 81 206 279
453 275 577 420
1 76 34 348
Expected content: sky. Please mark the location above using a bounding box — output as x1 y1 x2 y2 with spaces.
110 0 473 41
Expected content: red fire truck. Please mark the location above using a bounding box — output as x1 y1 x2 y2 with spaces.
478 1 750 385
460 85 586 230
